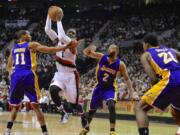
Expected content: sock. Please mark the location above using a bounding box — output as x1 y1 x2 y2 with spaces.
177 127 180 134
41 125 48 133
138 128 149 135
110 128 115 132
7 121 13 129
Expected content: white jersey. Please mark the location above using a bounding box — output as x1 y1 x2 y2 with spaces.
45 16 77 72
55 42 77 72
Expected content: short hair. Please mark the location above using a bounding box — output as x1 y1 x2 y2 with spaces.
67 28 76 34
109 44 119 54
17 30 28 39
143 34 159 47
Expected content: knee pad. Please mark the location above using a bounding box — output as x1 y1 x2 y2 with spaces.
49 85 62 107
107 100 116 123
107 100 115 111
49 85 61 96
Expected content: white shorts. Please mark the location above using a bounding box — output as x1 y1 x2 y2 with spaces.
50 71 80 104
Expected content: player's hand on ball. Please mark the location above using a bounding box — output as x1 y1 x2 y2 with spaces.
48 6 64 21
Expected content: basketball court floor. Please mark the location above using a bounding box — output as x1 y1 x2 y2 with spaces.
0 112 177 135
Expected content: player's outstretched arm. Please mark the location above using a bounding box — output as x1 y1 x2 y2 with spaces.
172 49 180 62
45 15 58 41
83 45 103 60
119 61 135 99
29 41 78 54
141 52 158 85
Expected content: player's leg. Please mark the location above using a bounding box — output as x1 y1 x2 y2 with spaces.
103 89 117 135
5 105 20 135
31 103 48 135
5 72 24 135
171 96 180 135
49 72 67 109
65 71 84 114
25 72 48 135
135 100 152 135
79 87 102 135
135 80 175 135
49 85 64 108
171 107 180 135
107 100 116 134
60 99 70 124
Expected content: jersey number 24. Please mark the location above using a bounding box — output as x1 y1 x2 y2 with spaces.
158 51 178 64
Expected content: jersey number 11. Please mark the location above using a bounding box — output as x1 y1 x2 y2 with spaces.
15 53 26 65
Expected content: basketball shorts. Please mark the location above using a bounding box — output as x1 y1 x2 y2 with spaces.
90 85 118 110
10 69 40 105
50 70 80 104
142 70 180 111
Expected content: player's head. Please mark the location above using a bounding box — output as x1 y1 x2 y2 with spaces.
142 34 159 51
18 30 32 42
107 44 119 58
67 28 76 39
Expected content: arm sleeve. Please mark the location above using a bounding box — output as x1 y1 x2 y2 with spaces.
44 15 58 41
57 21 71 44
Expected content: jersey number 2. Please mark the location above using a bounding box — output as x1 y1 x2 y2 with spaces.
15 53 25 65
103 73 109 82
158 52 178 64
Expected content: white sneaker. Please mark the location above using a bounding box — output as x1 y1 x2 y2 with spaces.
4 129 10 135
43 132 48 135
61 113 69 124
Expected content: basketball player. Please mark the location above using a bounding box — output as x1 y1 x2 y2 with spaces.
45 13 84 123
79 44 135 135
135 34 180 135
4 30 78 135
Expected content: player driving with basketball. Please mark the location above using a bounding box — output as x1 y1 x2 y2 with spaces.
45 6 84 124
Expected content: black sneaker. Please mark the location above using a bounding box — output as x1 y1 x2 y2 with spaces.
79 128 89 135
81 114 89 128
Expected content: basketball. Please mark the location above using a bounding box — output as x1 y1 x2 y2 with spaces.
48 6 63 21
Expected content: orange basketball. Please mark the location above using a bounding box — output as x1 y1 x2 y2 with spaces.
48 6 63 21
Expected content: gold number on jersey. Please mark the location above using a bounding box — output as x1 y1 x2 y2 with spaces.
103 73 109 82
15 53 26 65
158 52 178 64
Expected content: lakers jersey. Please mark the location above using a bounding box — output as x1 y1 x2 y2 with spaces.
147 46 180 78
96 55 120 90
12 42 36 71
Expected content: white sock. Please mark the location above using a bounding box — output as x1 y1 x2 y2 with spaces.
57 21 71 44
5 128 11 132
45 15 58 41
177 127 180 134
43 132 49 135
